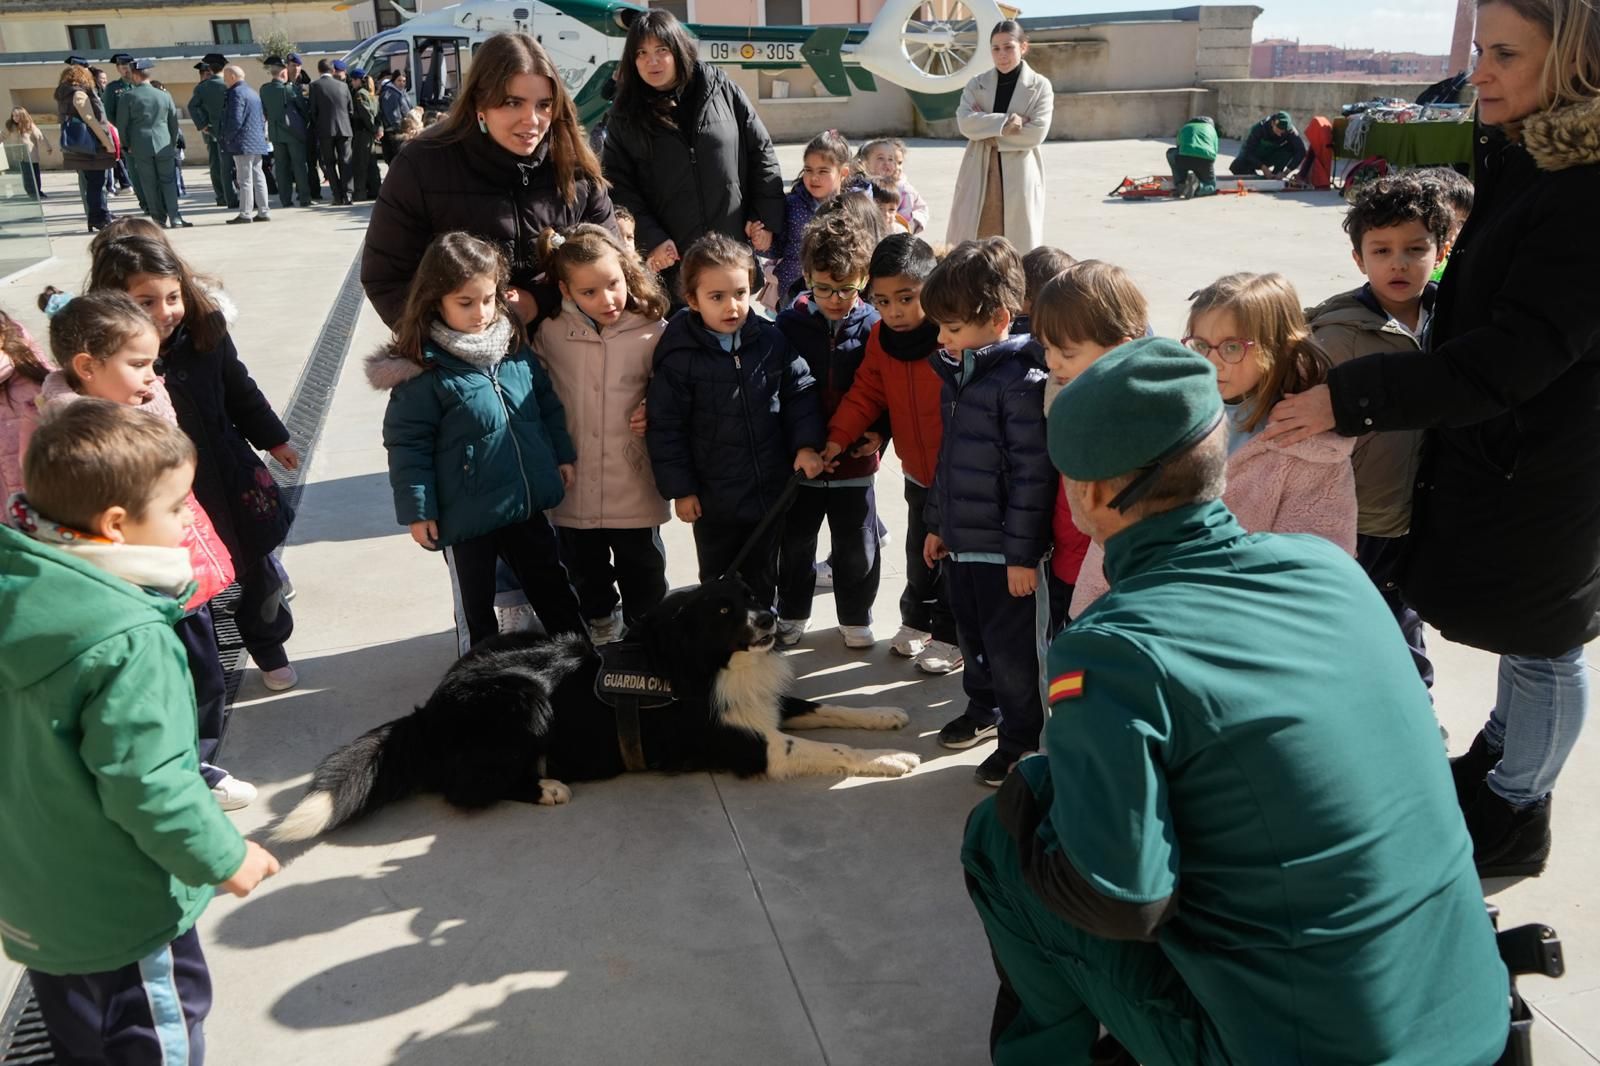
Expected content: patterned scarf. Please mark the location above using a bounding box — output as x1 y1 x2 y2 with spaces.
429 314 515 371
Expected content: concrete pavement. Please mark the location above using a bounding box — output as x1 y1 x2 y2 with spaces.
1 137 1595 1064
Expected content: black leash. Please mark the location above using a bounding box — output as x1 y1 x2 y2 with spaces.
720 469 804 581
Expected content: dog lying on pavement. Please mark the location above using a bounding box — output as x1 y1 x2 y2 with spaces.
273 579 921 842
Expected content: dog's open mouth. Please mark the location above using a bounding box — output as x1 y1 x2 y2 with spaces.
747 633 776 651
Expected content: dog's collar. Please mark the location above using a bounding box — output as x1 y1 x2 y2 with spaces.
595 642 677 771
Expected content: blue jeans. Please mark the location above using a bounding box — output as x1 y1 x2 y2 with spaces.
1484 648 1589 806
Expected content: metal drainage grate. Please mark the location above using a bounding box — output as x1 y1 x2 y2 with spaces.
0 245 369 1060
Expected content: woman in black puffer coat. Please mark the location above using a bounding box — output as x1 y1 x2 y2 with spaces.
1268 0 1600 877
600 9 785 291
362 32 616 328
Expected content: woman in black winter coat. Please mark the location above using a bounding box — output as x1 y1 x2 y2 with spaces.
361 32 617 328
600 10 786 289
1268 0 1600 877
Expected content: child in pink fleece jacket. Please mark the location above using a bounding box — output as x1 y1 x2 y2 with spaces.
0 310 49 503
1071 273 1355 613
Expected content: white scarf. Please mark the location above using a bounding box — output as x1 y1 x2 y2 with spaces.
429 315 515 370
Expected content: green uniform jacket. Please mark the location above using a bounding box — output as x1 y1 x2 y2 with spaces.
260 78 306 143
370 341 577 547
104 77 133 130
1176 119 1218 161
352 85 379 136
0 527 247 975
187 74 226 137
1024 501 1509 1064
113 82 180 158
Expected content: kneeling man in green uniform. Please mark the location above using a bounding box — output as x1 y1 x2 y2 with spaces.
962 338 1510 1065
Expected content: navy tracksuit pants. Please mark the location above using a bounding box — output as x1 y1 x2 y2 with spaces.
29 927 212 1065
778 483 881 626
946 558 1048 760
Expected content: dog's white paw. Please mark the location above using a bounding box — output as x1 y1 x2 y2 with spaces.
854 706 910 730
537 779 572 806
859 750 921 777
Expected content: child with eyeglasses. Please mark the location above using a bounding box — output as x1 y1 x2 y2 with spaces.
773 212 883 649
1070 272 1357 614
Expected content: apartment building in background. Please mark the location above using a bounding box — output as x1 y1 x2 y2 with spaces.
1250 37 1453 80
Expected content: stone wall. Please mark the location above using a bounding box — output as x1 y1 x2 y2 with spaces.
1203 78 1452 138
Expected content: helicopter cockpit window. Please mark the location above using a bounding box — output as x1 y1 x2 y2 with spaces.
415 37 467 110
373 40 411 86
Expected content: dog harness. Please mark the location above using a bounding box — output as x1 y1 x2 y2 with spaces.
594 642 676 771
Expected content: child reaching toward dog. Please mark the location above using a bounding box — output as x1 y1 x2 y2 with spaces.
534 223 672 644
0 400 278 1063
368 231 588 651
774 212 883 649
647 233 825 610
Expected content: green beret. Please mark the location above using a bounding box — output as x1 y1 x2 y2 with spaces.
1047 336 1223 482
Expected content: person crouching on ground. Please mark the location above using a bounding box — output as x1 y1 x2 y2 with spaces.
962 338 1510 1066
0 401 279 1065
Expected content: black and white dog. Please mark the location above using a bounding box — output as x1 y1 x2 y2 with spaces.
273 579 921 842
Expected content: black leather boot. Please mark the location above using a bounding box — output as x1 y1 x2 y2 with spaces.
1449 730 1501 811
1466 788 1551 879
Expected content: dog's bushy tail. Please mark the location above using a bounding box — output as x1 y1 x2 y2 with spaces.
272 714 426 842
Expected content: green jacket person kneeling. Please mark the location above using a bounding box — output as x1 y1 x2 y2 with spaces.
961 337 1509 1065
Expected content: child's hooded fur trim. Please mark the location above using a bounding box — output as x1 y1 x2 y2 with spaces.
364 344 427 391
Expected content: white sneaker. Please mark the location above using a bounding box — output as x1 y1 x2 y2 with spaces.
588 609 625 645
814 561 833 588
210 773 258 811
889 625 932 657
915 640 964 674
262 664 298 691
839 625 876 649
777 618 807 646
496 603 538 633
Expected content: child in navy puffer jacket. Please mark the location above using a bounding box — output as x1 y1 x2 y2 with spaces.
772 130 855 308
647 234 826 609
774 213 882 649
919 239 1054 788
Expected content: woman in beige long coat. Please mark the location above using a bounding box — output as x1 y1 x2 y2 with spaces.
946 20 1054 250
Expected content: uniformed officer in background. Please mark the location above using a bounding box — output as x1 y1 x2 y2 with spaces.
103 53 143 210
187 52 237 210
114 59 192 229
260 56 312 209
961 338 1510 1065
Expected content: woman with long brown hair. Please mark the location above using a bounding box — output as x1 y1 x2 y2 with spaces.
601 9 785 290
54 64 118 230
361 32 617 328
1269 0 1600 875
4 106 47 199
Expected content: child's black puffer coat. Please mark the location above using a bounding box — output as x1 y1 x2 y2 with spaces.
646 309 823 526
160 320 293 560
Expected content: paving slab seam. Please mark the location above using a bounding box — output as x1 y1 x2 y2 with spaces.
1531 1003 1600 1061
709 773 834 1066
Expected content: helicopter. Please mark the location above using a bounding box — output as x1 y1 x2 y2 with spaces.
339 0 1012 125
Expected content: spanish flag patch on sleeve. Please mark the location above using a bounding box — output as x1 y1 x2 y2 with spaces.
1049 670 1084 703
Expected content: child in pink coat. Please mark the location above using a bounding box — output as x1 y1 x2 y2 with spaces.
1071 273 1355 613
533 223 672 643
0 309 49 503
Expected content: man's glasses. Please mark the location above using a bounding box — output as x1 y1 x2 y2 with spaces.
1181 335 1255 364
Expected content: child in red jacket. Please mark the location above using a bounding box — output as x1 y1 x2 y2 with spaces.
822 234 961 673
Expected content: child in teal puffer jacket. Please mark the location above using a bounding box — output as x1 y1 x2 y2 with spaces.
367 231 587 651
